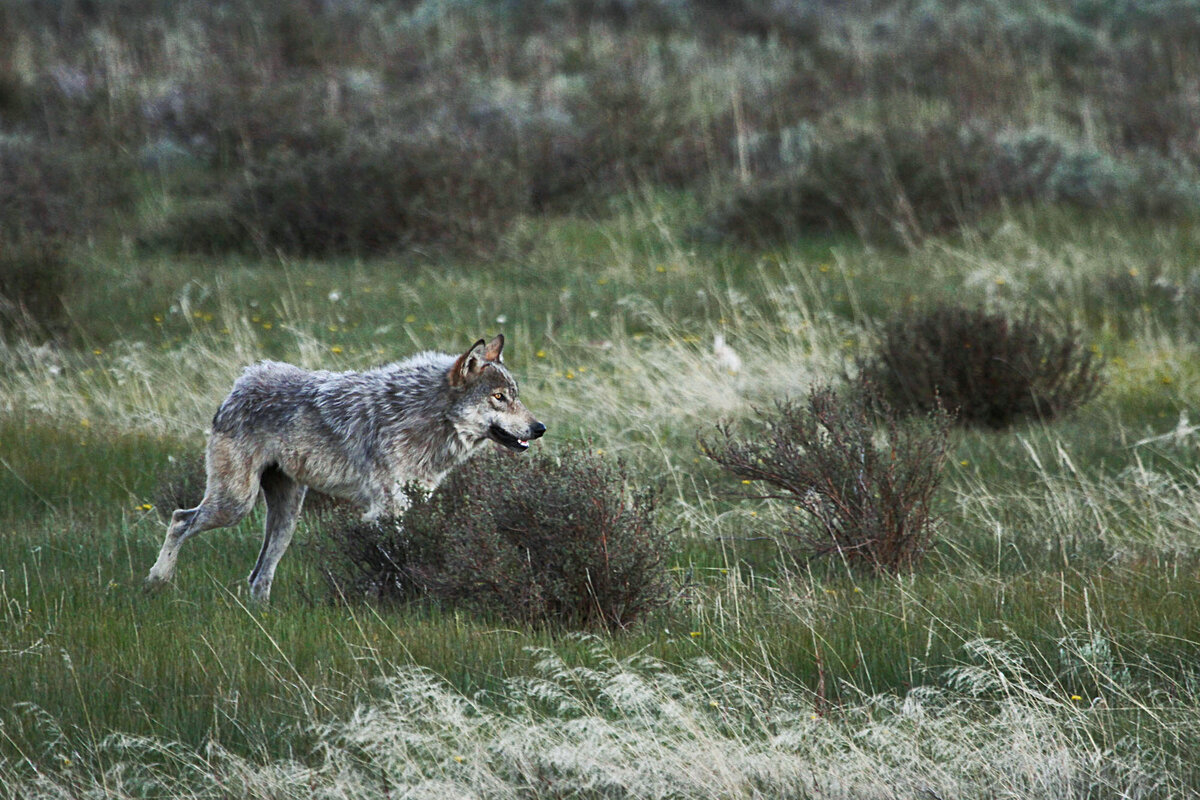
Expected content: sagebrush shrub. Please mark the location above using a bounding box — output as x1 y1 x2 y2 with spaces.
989 130 1200 216
320 447 668 631
701 381 952 574
859 304 1104 429
859 307 1099 431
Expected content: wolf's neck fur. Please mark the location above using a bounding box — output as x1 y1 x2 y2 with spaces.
370 353 482 481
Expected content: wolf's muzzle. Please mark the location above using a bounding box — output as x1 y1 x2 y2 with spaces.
490 421 546 452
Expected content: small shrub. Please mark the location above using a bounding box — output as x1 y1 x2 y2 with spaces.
859 304 1104 429
320 447 668 631
700 381 953 574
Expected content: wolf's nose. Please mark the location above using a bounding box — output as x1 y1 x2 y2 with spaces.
530 421 547 439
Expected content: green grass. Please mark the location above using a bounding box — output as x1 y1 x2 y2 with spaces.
3 198 1200 795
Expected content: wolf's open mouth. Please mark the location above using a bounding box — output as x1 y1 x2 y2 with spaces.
489 424 530 452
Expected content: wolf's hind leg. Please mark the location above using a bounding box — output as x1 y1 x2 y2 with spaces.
145 490 258 589
247 466 306 604
145 439 261 590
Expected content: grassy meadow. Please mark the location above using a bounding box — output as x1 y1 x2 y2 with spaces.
3 1 1200 797
4 200 1200 797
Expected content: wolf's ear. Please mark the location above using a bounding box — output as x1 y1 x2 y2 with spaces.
483 333 504 363
449 338 489 387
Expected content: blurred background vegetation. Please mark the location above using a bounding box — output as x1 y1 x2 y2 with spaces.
4 0 1199 274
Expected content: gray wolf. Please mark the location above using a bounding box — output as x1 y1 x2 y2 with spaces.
145 334 545 602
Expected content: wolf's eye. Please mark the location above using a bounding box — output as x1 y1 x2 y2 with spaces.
492 391 505 402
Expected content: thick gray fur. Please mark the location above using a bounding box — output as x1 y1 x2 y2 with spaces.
145 334 544 603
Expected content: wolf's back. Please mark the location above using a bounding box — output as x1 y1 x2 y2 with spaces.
211 361 327 435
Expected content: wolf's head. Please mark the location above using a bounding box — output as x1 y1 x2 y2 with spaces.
448 334 546 452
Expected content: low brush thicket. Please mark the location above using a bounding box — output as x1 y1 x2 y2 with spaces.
157 132 525 257
859 304 1104 429
4 1 1200 259
701 381 953 574
704 126 1200 244
148 69 709 256
703 125 997 244
320 447 668 631
0 140 134 243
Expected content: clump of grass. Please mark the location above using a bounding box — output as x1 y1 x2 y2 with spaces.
954 439 1200 565
320 446 669 631
859 304 1104 429
701 380 953 574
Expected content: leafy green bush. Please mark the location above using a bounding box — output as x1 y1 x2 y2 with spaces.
320 447 668 631
701 381 953 574
859 304 1104 429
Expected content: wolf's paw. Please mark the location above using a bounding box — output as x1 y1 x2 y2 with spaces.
142 573 170 594
247 578 273 605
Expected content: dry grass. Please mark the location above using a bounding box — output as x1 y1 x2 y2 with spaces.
3 637 1190 799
